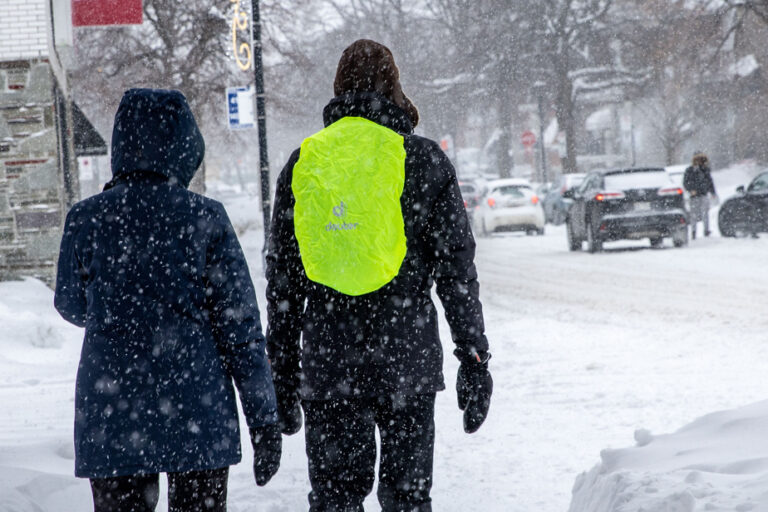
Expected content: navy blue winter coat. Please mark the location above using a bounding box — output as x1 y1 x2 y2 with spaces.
54 88 277 478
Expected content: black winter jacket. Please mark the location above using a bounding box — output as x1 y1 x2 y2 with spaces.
683 165 716 196
266 92 488 400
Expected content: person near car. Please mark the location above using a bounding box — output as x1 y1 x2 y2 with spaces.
683 151 717 239
54 88 280 511
266 39 493 511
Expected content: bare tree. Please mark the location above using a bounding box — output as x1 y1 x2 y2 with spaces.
72 0 255 192
427 1 538 176
621 0 720 164
534 0 647 173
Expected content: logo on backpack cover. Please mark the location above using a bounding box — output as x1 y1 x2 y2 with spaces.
326 201 359 231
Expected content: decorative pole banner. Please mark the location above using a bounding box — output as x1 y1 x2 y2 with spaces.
231 0 252 71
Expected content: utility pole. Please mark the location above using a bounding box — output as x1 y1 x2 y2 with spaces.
251 0 271 261
533 81 549 184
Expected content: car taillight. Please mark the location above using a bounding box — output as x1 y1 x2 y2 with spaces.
531 195 539 205
658 187 683 196
464 199 468 208
594 191 625 201
487 197 496 208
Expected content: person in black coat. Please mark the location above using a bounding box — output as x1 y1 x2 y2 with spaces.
266 40 493 511
54 88 280 511
683 152 717 239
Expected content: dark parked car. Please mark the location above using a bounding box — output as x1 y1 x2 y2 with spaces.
543 173 585 225
718 171 768 237
565 167 688 252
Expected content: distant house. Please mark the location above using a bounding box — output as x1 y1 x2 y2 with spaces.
0 0 105 284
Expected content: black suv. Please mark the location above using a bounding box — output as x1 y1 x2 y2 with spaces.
564 167 688 252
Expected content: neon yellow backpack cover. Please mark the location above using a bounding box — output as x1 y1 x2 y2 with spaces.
292 116 407 296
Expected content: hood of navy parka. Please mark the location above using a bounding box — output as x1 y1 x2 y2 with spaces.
110 88 205 188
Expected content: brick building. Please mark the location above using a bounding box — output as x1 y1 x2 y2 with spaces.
0 0 105 284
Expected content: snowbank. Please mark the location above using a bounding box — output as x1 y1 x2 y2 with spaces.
0 279 90 511
0 278 78 359
569 400 768 511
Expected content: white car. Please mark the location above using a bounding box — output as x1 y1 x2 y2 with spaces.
473 178 545 236
665 164 691 213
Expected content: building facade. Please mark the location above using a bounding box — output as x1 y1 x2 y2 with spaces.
0 0 104 284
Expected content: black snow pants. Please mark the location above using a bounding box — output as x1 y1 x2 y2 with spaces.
89 467 228 512
303 393 436 512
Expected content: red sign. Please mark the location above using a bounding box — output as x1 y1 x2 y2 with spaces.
72 0 143 27
521 130 537 148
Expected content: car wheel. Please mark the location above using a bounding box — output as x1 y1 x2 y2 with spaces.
650 236 664 248
566 220 581 251
481 219 489 237
537 227 545 236
587 220 603 253
672 227 688 248
718 205 736 237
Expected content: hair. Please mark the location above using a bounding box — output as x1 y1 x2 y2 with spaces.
333 39 419 127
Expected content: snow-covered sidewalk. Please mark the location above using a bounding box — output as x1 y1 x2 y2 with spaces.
1 164 767 511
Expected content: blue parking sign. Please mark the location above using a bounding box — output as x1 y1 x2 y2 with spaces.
226 86 255 130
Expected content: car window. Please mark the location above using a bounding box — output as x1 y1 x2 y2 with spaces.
667 172 684 187
459 184 477 195
578 175 597 194
604 171 671 190
748 172 768 193
565 175 585 189
492 186 528 197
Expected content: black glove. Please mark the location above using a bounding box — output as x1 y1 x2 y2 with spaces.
274 383 303 435
455 349 493 434
250 424 282 486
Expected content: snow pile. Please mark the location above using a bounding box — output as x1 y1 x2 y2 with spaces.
0 278 71 355
569 400 768 512
0 279 90 512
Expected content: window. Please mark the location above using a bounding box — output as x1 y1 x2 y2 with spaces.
493 186 527 198
604 171 671 191
748 173 768 193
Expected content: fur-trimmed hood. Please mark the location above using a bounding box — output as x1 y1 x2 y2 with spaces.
692 152 709 168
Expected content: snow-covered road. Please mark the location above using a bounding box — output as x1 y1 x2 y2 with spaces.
1 176 767 511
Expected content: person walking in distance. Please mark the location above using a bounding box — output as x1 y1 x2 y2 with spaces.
54 88 281 512
683 151 717 239
266 39 493 511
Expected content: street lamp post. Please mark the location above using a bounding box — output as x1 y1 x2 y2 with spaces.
250 0 271 260
533 81 549 184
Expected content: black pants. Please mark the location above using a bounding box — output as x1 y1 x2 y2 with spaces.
90 467 228 512
303 393 435 512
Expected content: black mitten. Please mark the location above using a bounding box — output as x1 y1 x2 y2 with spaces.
455 349 493 434
274 383 302 435
250 424 282 486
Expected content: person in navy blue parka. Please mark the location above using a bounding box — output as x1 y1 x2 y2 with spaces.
54 88 280 511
